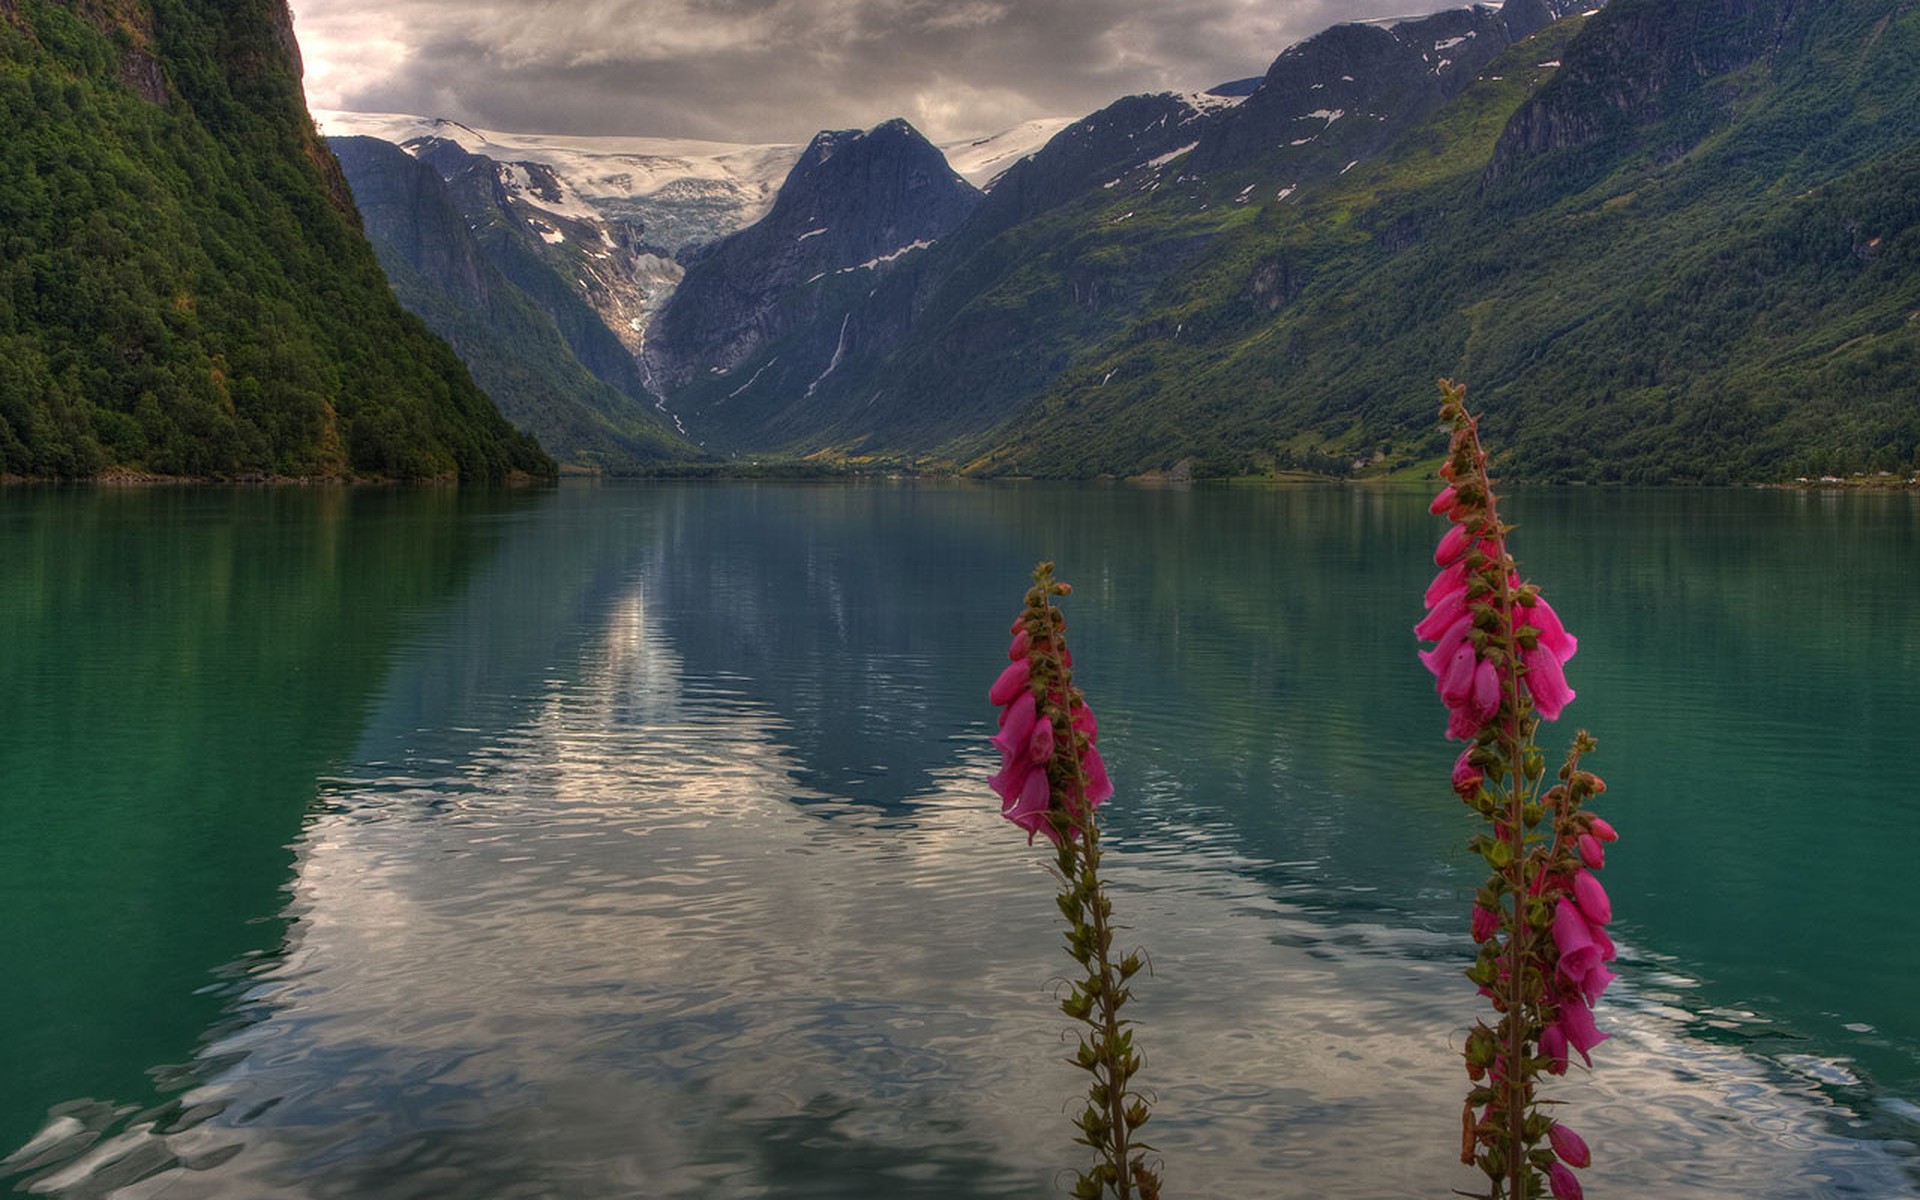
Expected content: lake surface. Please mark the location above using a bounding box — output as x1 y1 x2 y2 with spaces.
2 482 1917 1199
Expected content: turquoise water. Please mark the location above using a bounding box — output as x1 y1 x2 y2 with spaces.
2 482 1915 1197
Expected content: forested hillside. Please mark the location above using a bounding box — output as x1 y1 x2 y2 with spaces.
0 0 552 480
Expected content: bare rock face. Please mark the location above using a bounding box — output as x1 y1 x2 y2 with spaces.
975 92 1221 236
1487 0 1797 183
645 119 981 394
1185 0 1589 178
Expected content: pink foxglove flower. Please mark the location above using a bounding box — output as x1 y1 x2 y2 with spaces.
987 605 1110 843
988 564 1159 1200
1426 383 1618 1200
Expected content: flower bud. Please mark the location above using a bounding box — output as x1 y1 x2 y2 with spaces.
1471 903 1499 943
1548 1122 1591 1168
1547 1160 1585 1200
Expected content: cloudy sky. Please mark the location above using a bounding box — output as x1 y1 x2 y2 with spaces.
289 0 1426 144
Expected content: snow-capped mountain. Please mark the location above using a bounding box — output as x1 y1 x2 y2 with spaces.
644 119 985 400
313 110 803 256
314 109 1069 357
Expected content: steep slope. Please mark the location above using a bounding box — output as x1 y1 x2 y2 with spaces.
645 118 982 422
1185 0 1583 177
985 0 1920 482
0 0 550 480
329 137 699 472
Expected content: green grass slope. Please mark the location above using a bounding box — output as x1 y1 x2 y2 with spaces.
0 0 552 480
980 1 1920 482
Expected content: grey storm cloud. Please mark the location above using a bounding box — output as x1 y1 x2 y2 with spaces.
290 0 1425 142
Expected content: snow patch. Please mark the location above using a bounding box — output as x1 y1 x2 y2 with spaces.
1144 141 1200 171
1276 185 1297 201
1434 33 1474 51
854 239 934 270
797 227 828 241
939 117 1076 188
1341 160 1359 174
1179 90 1248 115
1303 109 1345 124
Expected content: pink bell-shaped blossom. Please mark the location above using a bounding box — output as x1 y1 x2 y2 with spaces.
1003 767 1055 842
1589 921 1616 963
1573 869 1612 926
1471 903 1499 943
1548 1123 1591 1169
1588 816 1618 843
1451 748 1483 798
1540 1023 1570 1075
1551 901 1618 1005
1547 1160 1584 1200
1440 643 1479 708
1420 613 1473 677
1553 901 1604 982
1469 658 1502 724
1523 646 1576 720
1078 744 1114 808
1554 997 1610 1066
1429 485 1459 515
1446 704 1483 741
1577 833 1605 869
1415 586 1471 641
1519 594 1578 663
1027 716 1055 763
988 658 1031 707
991 692 1038 759
1425 558 1469 608
1435 521 1476 565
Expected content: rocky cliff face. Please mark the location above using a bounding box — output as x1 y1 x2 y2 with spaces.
973 92 1233 236
1187 0 1590 179
1487 0 1796 184
644 119 982 397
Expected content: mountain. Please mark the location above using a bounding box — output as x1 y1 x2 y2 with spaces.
313 111 805 357
643 119 984 416
643 90 1244 455
641 1 1592 460
1183 0 1581 177
296 0 1920 484
0 0 550 481
985 0 1920 483
328 136 699 472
